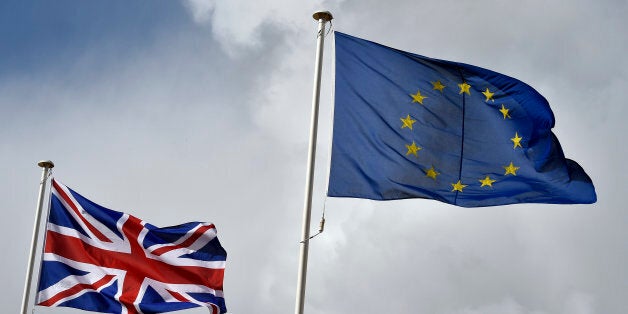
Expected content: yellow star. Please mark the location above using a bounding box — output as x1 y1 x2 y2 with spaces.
458 82 471 95
400 114 416 130
511 132 523 149
499 104 511 119
479 175 496 187
451 180 467 192
431 80 446 92
405 141 422 157
410 89 428 104
482 88 495 102
503 162 520 176
425 166 440 180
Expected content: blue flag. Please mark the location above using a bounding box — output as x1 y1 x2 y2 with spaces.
327 32 596 207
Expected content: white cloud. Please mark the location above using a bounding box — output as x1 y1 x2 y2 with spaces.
563 292 596 314
183 0 216 23
182 0 326 54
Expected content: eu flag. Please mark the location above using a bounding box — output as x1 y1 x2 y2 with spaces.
327 32 596 207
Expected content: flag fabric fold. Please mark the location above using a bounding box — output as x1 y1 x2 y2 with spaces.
37 179 227 313
327 32 596 207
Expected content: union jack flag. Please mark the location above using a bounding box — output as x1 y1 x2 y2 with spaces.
36 179 227 313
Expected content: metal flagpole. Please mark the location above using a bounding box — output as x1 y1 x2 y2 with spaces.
295 11 333 314
21 160 54 314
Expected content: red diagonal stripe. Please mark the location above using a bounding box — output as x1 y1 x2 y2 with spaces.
52 180 112 243
38 274 116 306
166 289 189 302
152 224 214 256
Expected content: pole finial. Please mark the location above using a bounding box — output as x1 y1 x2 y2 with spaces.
312 11 333 22
37 160 54 169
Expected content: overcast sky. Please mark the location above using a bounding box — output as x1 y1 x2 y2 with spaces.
2 0 626 313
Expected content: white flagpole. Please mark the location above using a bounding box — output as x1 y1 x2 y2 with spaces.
295 11 333 314
20 160 54 314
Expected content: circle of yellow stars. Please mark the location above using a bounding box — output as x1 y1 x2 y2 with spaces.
398 80 524 193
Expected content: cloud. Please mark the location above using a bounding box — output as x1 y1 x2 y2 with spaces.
454 293 596 314
183 0 216 23
453 297 545 314
181 0 326 54
563 292 596 314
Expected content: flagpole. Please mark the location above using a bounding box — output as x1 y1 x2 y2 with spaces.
20 160 54 314
295 11 333 314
